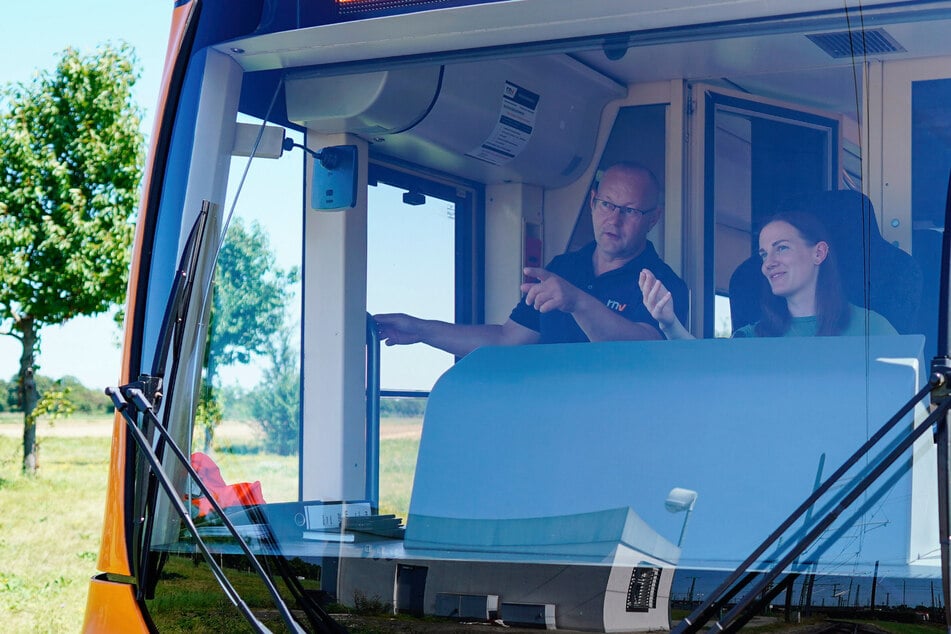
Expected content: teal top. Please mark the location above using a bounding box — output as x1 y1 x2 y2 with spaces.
732 304 898 338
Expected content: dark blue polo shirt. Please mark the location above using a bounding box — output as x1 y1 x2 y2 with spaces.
509 241 689 343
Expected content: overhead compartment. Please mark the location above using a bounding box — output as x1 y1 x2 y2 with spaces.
285 54 626 186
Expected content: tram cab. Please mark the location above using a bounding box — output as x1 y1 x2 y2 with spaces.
85 1 951 632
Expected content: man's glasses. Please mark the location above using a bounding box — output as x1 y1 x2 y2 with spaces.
593 197 656 217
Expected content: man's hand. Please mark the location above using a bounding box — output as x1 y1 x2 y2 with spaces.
638 268 694 340
373 313 424 346
520 267 584 314
638 269 676 328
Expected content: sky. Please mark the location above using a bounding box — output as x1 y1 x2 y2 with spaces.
0 2 174 391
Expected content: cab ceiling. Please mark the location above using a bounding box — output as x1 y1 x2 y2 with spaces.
572 17 951 115
222 7 951 116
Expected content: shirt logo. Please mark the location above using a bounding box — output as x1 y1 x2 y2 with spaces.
606 299 627 312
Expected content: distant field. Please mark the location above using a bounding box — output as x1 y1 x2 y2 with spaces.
0 411 115 437
0 414 420 632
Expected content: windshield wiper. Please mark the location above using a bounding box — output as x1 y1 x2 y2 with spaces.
129 202 213 603
111 202 338 632
108 385 306 634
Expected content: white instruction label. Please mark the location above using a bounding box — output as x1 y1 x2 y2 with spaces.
467 81 539 166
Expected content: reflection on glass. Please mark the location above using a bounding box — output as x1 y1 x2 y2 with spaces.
193 123 303 505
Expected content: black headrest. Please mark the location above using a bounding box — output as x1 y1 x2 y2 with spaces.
797 189 883 245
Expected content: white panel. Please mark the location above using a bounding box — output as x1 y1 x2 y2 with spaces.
181 49 243 243
152 50 244 545
301 133 370 501
484 183 542 324
231 122 286 158
875 56 951 561
285 66 441 134
880 57 951 248
410 336 924 570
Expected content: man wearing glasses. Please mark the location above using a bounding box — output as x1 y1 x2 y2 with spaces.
374 162 688 355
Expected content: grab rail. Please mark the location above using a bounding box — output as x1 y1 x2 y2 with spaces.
366 313 381 510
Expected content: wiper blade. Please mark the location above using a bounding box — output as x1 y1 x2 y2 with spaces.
151 201 213 378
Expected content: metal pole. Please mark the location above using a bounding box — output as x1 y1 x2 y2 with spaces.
937 418 951 628
365 314 381 510
934 169 951 632
871 560 879 610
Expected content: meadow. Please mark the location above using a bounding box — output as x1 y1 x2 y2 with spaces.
0 412 420 632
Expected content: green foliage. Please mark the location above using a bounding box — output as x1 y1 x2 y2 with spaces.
56 376 113 414
351 590 393 615
206 218 298 379
25 382 75 427
146 553 320 633
3 374 111 414
379 397 426 418
248 328 300 456
195 384 224 452
3 377 15 412
0 419 417 630
0 434 111 632
0 43 142 328
218 384 253 421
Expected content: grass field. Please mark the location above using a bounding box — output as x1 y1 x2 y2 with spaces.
0 412 421 632
0 414 112 633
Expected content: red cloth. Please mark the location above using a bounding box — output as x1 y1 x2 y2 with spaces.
189 452 265 517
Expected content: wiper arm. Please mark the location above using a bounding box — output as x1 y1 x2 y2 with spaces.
108 385 307 634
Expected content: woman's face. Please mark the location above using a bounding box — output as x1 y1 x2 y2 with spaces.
758 220 827 305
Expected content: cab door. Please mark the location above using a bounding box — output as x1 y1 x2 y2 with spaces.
875 57 951 349
687 84 845 337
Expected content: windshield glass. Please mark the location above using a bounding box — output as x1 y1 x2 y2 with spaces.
131 5 951 631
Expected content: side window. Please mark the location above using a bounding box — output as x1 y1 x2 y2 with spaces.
367 180 456 391
366 164 481 518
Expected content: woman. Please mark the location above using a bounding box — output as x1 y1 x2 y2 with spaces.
640 210 897 338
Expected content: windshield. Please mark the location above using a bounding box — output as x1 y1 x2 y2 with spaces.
124 3 951 631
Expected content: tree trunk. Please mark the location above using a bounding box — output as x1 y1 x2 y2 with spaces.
203 360 218 453
18 316 40 474
202 423 213 453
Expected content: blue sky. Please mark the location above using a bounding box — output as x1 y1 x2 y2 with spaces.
0 2 173 390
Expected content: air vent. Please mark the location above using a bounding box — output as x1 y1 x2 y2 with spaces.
626 566 661 612
806 28 905 58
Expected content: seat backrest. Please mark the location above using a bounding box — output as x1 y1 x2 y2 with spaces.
729 190 923 334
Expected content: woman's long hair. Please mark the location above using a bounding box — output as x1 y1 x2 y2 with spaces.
755 210 851 337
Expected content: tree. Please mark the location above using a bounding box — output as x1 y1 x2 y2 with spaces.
249 325 300 456
199 218 298 450
0 44 143 473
